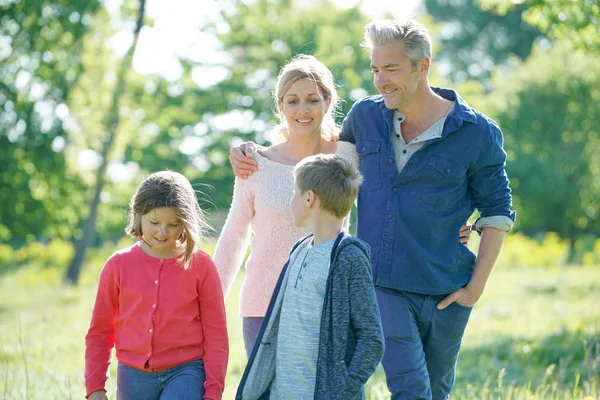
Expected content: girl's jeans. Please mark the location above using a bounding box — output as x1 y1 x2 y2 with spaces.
116 358 205 400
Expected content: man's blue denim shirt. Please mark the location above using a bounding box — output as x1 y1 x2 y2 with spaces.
340 87 516 295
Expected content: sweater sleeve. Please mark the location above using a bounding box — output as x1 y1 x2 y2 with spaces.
197 254 229 400
213 176 255 296
346 251 384 386
85 256 119 398
336 141 360 171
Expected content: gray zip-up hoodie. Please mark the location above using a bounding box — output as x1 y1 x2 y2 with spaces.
236 231 384 400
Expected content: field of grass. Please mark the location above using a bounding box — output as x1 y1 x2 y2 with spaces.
1 239 599 399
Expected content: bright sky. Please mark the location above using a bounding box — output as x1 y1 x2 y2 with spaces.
106 0 422 82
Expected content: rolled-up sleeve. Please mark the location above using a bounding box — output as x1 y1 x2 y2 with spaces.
468 122 516 232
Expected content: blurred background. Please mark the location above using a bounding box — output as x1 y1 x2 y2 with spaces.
0 0 599 399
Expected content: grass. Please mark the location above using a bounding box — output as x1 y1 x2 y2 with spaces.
0 242 599 399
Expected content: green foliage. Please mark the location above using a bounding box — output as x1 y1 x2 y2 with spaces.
0 0 102 242
182 0 375 210
211 0 374 123
424 0 541 82
93 0 379 233
1 0 596 263
480 0 600 50
0 239 74 276
469 232 600 268
496 233 570 268
480 42 600 243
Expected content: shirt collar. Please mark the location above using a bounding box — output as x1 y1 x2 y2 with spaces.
378 86 478 126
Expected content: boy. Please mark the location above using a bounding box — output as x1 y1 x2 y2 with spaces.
235 154 384 400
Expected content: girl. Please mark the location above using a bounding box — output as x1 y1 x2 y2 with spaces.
85 171 228 400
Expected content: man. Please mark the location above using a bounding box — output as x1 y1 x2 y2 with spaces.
230 19 515 400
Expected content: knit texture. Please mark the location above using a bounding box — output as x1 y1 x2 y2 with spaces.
213 142 358 317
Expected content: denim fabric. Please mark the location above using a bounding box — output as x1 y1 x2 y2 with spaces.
340 87 516 294
116 359 205 400
242 317 265 358
376 288 471 400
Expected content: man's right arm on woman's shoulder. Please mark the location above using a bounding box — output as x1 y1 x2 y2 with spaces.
229 141 264 179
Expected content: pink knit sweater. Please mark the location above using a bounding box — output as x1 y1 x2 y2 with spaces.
213 142 358 317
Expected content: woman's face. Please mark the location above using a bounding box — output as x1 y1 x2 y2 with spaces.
278 78 331 139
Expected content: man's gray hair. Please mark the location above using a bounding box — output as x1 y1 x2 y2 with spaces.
362 19 432 67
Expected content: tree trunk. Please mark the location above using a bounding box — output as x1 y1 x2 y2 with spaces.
65 0 146 284
567 228 578 265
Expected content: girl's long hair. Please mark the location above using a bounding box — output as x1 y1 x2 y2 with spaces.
125 171 210 269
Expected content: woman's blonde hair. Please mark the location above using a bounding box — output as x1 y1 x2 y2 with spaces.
125 170 211 269
272 54 340 144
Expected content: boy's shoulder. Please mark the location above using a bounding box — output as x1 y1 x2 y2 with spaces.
334 234 371 262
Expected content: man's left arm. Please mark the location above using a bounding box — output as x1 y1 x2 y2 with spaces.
438 227 505 309
438 122 515 310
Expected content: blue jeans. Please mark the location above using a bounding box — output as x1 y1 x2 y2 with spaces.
376 287 472 400
243 316 265 358
116 359 205 400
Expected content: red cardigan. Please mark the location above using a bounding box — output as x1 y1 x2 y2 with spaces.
85 244 229 399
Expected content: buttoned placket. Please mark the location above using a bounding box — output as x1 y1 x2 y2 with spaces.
381 109 438 285
376 108 399 286
293 245 311 289
380 106 454 286
146 258 163 367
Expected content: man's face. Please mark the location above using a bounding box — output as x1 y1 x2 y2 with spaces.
370 40 423 110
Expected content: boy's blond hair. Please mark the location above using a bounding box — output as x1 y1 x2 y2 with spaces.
294 154 363 218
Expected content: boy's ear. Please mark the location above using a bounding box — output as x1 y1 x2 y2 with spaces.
306 189 316 207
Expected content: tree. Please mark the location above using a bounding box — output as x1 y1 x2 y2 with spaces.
424 0 542 82
483 42 600 255
0 0 101 243
191 0 375 210
65 0 146 284
113 0 378 228
480 0 600 50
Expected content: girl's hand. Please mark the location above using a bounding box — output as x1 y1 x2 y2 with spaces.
88 390 108 400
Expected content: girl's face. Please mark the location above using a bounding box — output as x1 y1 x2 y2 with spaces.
278 78 331 139
140 207 184 257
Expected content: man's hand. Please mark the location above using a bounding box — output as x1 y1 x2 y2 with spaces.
88 390 108 400
438 227 506 310
459 222 472 246
229 142 259 179
436 285 482 310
